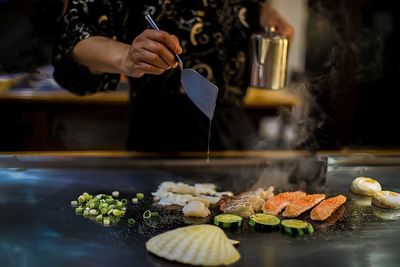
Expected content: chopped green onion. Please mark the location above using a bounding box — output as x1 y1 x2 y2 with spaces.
132 198 138 204
112 191 119 198
75 207 84 213
136 193 144 200
103 217 110 226
72 192 128 227
101 207 108 215
112 209 124 217
143 210 159 219
96 214 103 222
143 210 151 219
83 192 92 201
78 195 85 203
128 218 136 225
89 209 98 216
116 201 123 208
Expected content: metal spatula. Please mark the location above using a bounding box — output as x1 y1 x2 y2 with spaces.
145 15 218 120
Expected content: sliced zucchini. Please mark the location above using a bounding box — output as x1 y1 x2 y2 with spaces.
214 214 243 229
281 219 314 236
248 213 280 232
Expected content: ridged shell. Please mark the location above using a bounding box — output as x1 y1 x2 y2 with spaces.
146 224 240 266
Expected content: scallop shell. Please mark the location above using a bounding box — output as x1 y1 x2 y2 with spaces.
350 177 381 196
146 224 240 266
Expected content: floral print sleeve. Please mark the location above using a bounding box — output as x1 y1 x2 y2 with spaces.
52 0 124 95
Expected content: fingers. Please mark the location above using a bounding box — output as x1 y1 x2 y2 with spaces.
276 19 294 43
260 5 294 43
123 29 183 77
144 30 181 67
137 49 170 70
144 29 182 55
145 40 178 68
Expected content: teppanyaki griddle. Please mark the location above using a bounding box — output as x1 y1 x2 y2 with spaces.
0 155 399 267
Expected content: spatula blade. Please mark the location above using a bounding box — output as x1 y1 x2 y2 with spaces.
181 69 218 120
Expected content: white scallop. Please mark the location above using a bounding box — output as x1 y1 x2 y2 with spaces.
350 192 372 207
350 177 382 196
372 190 400 209
146 225 240 266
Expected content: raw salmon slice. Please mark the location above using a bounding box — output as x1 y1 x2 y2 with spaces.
310 195 347 221
283 194 326 218
262 191 306 215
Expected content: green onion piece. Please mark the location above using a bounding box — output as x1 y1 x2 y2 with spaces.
101 207 108 215
112 209 124 217
143 210 151 219
78 195 85 203
89 209 98 216
107 209 114 215
83 192 92 201
83 210 90 216
112 191 119 198
116 201 123 208
143 210 158 219
103 217 110 226
121 199 128 204
96 214 103 222
128 218 136 225
132 198 138 204
75 207 84 213
136 193 144 200
70 200 78 207
89 202 97 209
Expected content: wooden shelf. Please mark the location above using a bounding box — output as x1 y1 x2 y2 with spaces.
0 87 300 108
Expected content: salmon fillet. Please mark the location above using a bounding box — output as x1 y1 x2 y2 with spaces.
262 191 306 215
283 194 326 218
310 195 347 221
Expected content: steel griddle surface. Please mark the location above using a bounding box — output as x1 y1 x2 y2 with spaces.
0 156 400 267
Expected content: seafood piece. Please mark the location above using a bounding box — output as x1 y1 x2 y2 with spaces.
183 200 211 218
283 194 326 218
372 191 400 209
219 187 274 218
350 177 381 196
146 224 240 266
152 181 232 207
310 195 347 221
262 191 306 215
157 192 195 206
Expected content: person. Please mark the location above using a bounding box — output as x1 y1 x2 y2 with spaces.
53 0 293 152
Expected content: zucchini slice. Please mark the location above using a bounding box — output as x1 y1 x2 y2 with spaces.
214 214 243 229
248 213 280 232
281 219 314 236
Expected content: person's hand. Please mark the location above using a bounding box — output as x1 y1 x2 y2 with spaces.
259 4 294 43
121 29 182 78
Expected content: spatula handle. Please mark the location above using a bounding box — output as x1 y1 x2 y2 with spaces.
145 14 183 70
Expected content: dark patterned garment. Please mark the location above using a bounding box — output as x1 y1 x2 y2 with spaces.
53 0 263 151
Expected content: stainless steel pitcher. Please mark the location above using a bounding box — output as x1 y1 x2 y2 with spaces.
250 27 289 90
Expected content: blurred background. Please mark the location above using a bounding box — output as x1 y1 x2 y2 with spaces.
0 0 399 151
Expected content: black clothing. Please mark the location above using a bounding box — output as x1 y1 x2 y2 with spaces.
53 0 261 151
